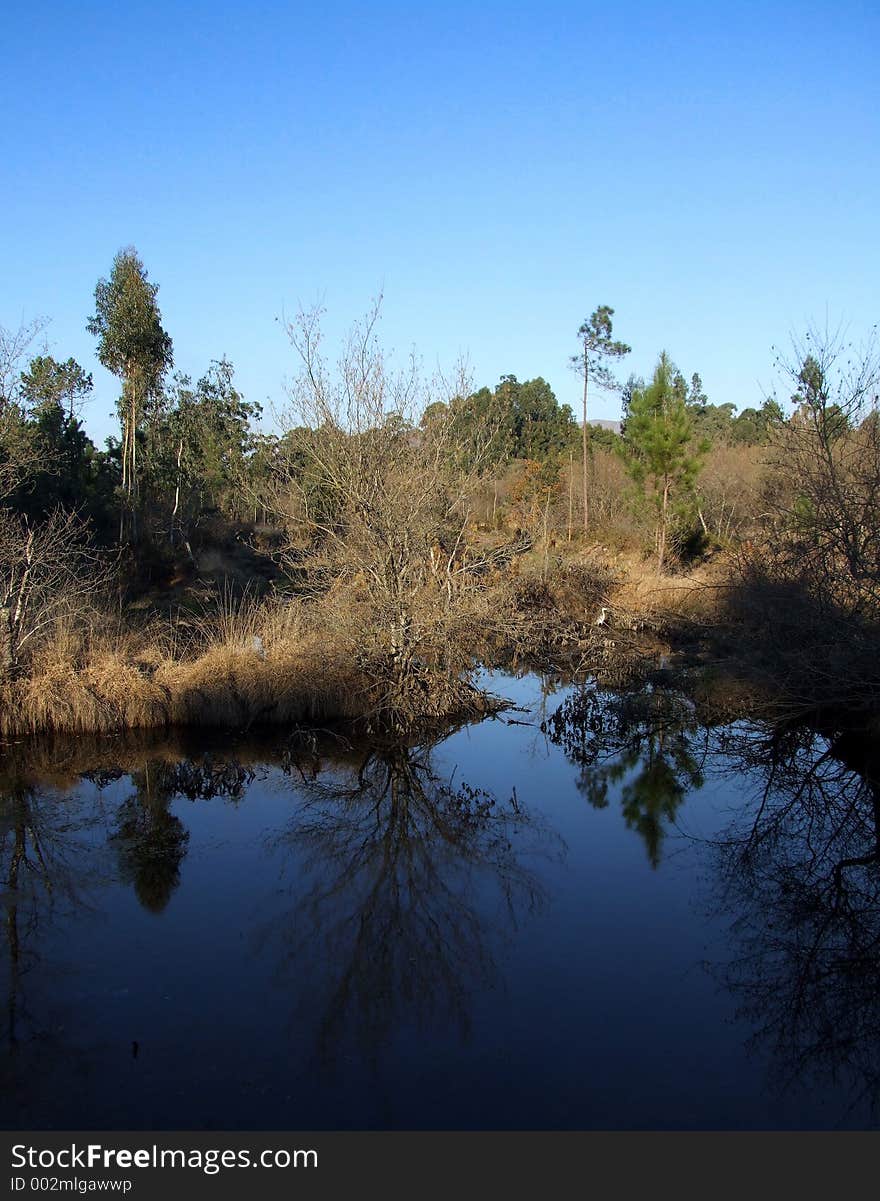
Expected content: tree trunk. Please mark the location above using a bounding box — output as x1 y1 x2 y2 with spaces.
582 353 590 535
657 479 670 573
567 449 573 542
541 487 552 582
171 438 183 541
130 384 137 498
0 602 15 679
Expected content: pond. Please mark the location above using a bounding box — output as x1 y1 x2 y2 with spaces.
2 670 878 1130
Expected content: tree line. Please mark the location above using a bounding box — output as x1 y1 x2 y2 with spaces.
0 246 874 589
0 245 877 732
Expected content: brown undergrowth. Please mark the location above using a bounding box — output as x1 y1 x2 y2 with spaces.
0 595 359 739
0 548 617 739
4 535 871 741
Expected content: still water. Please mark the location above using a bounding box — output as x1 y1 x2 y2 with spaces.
2 671 878 1129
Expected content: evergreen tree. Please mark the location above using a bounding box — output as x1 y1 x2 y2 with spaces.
19 355 92 421
87 247 173 537
620 352 705 572
445 375 576 470
150 359 261 539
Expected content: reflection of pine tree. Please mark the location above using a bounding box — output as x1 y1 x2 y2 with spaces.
543 684 704 866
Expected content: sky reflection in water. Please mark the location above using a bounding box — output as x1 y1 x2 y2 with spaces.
2 671 878 1129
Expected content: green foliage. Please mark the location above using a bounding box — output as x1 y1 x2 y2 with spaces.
690 401 736 442
446 375 577 469
729 397 786 444
678 368 787 447
570 305 631 389
622 353 704 491
87 248 173 392
148 359 262 528
1 352 116 532
19 355 92 419
620 352 706 570
18 407 115 527
0 402 34 503
270 424 342 533
586 424 620 450
87 247 173 533
503 376 577 461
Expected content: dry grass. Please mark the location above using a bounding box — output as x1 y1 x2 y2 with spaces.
0 593 361 739
0 542 759 741
607 550 731 629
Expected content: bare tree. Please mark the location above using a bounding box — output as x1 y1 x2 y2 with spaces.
781 328 879 603
0 316 49 408
0 317 49 503
0 510 109 680
268 300 498 731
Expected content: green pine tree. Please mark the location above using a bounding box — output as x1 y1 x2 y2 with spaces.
620 352 705 572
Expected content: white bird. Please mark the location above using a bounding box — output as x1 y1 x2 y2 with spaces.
595 606 610 627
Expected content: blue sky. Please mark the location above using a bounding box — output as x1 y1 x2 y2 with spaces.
1 1 877 445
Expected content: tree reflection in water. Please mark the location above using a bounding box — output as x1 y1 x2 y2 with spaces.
0 775 103 1052
102 757 253 913
262 737 558 1066
1 753 255 1051
542 683 705 866
710 720 880 1121
111 774 190 914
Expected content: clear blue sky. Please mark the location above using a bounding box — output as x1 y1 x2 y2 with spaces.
2 0 877 445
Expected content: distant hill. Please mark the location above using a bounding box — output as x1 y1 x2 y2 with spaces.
585 418 621 434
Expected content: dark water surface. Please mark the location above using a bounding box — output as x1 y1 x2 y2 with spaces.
2 671 879 1129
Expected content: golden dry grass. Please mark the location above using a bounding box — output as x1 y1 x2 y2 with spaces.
0 548 737 740
0 597 362 738
606 550 731 629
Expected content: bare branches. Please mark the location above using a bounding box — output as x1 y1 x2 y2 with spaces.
265 300 498 730
0 509 111 678
0 316 49 408
0 317 52 504
767 326 880 613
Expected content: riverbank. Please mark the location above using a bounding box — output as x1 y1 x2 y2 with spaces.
0 544 876 740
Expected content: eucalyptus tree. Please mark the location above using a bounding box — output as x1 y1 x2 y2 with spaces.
570 306 630 533
87 248 173 538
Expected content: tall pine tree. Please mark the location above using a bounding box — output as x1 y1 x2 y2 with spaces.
621 352 704 572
